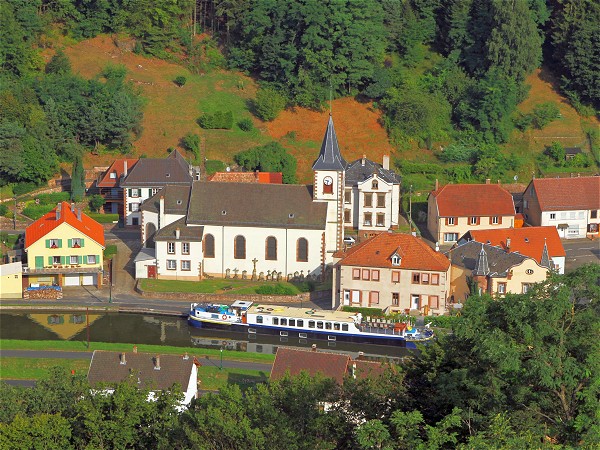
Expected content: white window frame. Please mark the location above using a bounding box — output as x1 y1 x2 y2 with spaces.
181 260 191 271
167 242 176 254
447 217 455 225
131 188 140 198
492 216 499 225
167 260 177 270
444 233 458 242
52 256 61 265
131 203 140 212
87 255 97 264
550 213 556 220
110 172 117 179
70 256 78 265
182 242 190 254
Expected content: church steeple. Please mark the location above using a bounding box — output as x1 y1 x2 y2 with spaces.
540 238 551 269
473 244 489 276
312 115 347 171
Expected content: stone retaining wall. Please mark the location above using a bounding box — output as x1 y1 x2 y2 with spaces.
135 281 326 304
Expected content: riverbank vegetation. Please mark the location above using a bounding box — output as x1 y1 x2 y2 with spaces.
1 265 597 448
138 278 315 295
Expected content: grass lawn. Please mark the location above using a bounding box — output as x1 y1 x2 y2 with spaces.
0 357 91 379
0 340 275 364
138 278 304 295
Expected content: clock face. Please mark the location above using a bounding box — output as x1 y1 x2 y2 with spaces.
323 176 333 186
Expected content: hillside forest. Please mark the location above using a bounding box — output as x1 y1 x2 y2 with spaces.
0 265 598 449
0 0 598 192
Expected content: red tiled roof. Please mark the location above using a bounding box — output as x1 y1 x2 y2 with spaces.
25 202 105 248
336 233 450 271
207 171 283 184
270 347 385 384
465 226 566 262
431 183 515 217
530 176 600 211
97 159 138 187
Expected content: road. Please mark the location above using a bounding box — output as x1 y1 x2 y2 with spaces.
562 239 600 272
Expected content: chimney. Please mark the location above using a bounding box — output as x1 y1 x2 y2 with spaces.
357 351 364 359
506 238 511 251
124 160 128 177
120 352 126 365
183 352 189 360
71 203 75 212
435 179 439 191
175 228 180 240
159 196 165 228
154 355 161 370
311 344 317 352
435 241 440 252
56 204 61 221
133 345 138 353
382 154 390 170
485 178 491 184
361 155 366 166
77 209 82 221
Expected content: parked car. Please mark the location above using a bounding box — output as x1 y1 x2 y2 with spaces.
343 236 356 245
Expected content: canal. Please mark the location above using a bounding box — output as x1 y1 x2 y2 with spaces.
0 311 416 361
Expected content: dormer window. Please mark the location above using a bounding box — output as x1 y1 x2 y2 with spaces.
391 254 401 266
372 179 378 190
166 173 171 178
110 171 117 179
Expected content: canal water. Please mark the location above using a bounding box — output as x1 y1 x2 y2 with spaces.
0 311 415 361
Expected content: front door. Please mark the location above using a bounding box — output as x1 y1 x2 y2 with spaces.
411 294 420 310
147 265 156 279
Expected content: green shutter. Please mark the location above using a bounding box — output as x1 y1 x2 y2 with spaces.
78 256 82 264
61 256 66 265
57 239 63 248
83 255 88 264
128 189 132 196
80 238 85 247
149 189 152 197
68 239 72 248
96 255 100 265
45 239 50 248
35 256 43 269
48 257 53 265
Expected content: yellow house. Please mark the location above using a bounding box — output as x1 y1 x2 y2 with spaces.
0 262 23 298
24 202 105 287
445 241 550 304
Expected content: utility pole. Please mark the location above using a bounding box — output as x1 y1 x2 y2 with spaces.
13 196 16 230
220 346 223 370
408 185 412 234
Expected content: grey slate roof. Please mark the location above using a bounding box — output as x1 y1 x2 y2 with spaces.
88 350 194 392
473 244 489 276
155 217 204 241
140 185 191 214
121 150 193 187
186 182 328 229
344 158 401 186
446 241 529 277
540 240 551 269
312 115 348 171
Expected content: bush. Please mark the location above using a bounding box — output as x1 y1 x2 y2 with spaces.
237 118 254 132
181 133 200 160
255 283 297 295
0 204 8 216
197 111 233 129
104 244 118 259
532 102 560 129
89 194 106 212
254 87 286 121
13 182 39 196
545 142 565 162
437 144 478 163
425 315 459 329
36 192 71 205
235 142 297 184
22 204 55 220
173 75 187 87
512 112 533 131
205 160 226 175
86 213 119 223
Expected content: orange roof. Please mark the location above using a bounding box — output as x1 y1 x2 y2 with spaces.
25 202 105 248
336 233 450 271
431 183 515 217
207 171 283 184
530 176 600 211
465 226 565 262
97 159 138 187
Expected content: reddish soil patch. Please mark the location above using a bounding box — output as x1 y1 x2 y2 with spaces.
267 97 393 182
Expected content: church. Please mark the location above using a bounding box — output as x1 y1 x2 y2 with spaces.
135 117 401 281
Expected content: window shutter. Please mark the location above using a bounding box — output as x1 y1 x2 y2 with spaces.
445 217 449 225
46 239 50 248
48 256 53 265
78 256 82 264
498 216 503 224
61 256 66 264
35 256 43 269
83 255 88 264
68 239 72 248
477 217 480 225
80 238 85 247
57 239 62 248
489 217 493 225
128 189 132 196
96 255 100 264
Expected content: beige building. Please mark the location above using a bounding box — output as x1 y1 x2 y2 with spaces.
0 262 23 299
427 182 516 245
333 233 451 315
445 241 550 303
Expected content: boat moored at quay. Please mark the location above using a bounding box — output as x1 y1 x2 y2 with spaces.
188 301 433 345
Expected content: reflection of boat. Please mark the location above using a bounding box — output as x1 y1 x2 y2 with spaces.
188 301 433 345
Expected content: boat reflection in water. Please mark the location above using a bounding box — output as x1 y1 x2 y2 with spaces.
0 312 416 360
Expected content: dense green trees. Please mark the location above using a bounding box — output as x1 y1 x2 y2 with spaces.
235 142 298 184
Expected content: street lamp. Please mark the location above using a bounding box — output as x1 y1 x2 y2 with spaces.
108 259 112 303
220 346 223 370
13 196 16 230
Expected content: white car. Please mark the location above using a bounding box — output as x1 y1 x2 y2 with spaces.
343 236 356 245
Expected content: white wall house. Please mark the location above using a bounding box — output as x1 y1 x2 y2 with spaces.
522 176 600 239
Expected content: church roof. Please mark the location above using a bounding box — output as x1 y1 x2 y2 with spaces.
312 116 347 171
186 182 327 230
345 158 401 186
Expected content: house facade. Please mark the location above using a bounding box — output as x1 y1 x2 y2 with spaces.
0 262 22 299
446 241 549 302
522 176 600 238
333 233 451 315
458 226 566 274
95 158 138 216
120 150 194 226
24 202 105 287
427 181 516 245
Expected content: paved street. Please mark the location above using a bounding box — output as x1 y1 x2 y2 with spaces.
562 239 600 272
